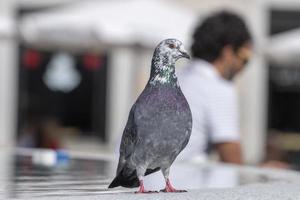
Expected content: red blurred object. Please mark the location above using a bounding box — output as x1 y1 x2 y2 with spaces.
83 54 102 70
22 49 42 70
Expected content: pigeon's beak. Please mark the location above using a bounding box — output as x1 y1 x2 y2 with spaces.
180 50 191 59
179 46 190 59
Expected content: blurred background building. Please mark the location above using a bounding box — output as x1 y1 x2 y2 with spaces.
1 0 300 166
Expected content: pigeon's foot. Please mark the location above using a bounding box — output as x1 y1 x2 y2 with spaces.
160 179 187 193
135 180 159 194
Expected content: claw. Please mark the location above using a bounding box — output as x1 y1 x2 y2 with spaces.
160 188 187 193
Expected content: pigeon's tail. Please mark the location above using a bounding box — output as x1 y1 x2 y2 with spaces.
108 167 161 188
108 168 139 188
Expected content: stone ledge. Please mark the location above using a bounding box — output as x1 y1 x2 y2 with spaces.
15 182 300 200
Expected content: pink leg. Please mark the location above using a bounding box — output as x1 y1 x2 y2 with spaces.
160 179 187 193
135 180 158 194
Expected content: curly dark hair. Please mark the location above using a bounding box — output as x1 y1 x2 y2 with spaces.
191 11 252 62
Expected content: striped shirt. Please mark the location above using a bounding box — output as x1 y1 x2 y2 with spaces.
177 59 239 162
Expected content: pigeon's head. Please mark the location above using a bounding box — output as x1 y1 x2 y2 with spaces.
153 39 190 66
150 39 190 86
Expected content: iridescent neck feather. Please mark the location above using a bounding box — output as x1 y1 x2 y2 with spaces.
149 48 178 87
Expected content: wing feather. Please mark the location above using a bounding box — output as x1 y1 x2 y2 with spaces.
116 104 137 174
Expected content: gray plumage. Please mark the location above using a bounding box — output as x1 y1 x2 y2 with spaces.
109 39 192 189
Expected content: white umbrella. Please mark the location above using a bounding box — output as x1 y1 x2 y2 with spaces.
20 0 197 50
267 28 300 66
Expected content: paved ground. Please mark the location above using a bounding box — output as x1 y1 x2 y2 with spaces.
2 149 300 199
11 182 300 200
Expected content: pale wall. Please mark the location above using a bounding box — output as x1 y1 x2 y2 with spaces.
0 0 17 148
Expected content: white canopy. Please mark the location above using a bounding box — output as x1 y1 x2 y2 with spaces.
20 0 197 50
267 28 300 66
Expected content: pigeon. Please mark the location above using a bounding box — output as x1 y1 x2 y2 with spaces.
108 38 192 193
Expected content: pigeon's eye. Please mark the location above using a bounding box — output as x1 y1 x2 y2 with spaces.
168 44 175 49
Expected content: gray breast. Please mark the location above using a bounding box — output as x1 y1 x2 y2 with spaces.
132 85 192 168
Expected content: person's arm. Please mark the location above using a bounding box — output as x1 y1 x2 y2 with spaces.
214 142 242 164
208 84 241 164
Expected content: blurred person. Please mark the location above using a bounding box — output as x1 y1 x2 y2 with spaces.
178 10 253 164
35 117 61 149
18 116 61 149
18 117 38 148
178 11 291 168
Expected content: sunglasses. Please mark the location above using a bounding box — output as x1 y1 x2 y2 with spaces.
236 46 252 66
